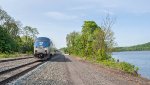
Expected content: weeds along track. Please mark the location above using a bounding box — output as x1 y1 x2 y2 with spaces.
0 56 34 63
0 58 45 85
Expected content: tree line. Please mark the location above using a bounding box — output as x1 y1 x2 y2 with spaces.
0 7 39 53
113 42 150 52
65 15 115 61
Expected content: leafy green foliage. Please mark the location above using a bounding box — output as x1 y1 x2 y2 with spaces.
66 21 114 60
20 26 39 53
0 26 17 53
99 60 138 74
0 7 39 54
118 62 135 73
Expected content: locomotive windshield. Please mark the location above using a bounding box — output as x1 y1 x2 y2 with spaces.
34 37 51 48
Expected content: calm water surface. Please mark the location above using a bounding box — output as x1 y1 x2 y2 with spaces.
112 51 150 79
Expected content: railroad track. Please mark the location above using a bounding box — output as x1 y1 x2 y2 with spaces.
0 59 45 85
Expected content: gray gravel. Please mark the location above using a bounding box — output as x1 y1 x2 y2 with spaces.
0 62 40 82
9 54 150 85
0 58 36 72
10 55 72 85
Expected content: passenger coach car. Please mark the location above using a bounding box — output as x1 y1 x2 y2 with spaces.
34 37 55 60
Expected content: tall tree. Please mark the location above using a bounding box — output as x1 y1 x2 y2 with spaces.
81 21 99 57
66 19 115 61
101 14 116 54
66 31 80 54
21 26 39 53
0 26 16 53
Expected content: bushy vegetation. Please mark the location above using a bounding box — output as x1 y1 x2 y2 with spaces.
100 60 138 74
0 7 39 58
114 42 150 52
63 15 139 74
66 21 114 60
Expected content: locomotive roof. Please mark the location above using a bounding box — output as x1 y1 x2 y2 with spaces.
36 37 51 41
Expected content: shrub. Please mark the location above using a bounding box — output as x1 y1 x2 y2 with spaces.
118 62 135 73
97 60 138 74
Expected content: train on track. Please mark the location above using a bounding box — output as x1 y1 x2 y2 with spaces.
34 37 56 60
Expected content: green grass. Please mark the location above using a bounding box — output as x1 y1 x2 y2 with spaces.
99 60 139 74
0 53 22 59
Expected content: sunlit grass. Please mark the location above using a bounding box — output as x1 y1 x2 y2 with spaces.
99 60 139 74
0 53 22 59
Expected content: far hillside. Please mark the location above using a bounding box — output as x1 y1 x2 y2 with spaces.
114 42 150 52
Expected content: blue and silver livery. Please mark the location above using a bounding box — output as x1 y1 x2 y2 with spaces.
34 37 55 60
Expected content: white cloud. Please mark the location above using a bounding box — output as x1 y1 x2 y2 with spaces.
45 11 78 20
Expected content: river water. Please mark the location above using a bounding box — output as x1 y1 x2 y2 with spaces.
112 51 150 79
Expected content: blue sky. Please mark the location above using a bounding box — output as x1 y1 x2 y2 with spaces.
0 0 150 48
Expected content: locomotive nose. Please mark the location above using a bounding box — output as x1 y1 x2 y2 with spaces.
39 53 44 58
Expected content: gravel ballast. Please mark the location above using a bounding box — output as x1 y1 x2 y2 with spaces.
10 55 72 85
0 58 36 73
9 54 150 85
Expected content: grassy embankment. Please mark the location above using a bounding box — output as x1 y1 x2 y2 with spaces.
71 55 139 76
0 52 32 59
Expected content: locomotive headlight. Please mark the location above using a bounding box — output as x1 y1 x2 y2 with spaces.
44 47 48 50
44 48 48 54
45 50 47 52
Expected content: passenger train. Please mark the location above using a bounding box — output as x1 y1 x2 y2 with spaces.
34 37 56 60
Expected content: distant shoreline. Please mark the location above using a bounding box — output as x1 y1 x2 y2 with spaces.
113 50 150 52
113 42 150 52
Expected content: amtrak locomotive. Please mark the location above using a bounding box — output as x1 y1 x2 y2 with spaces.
34 37 55 60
